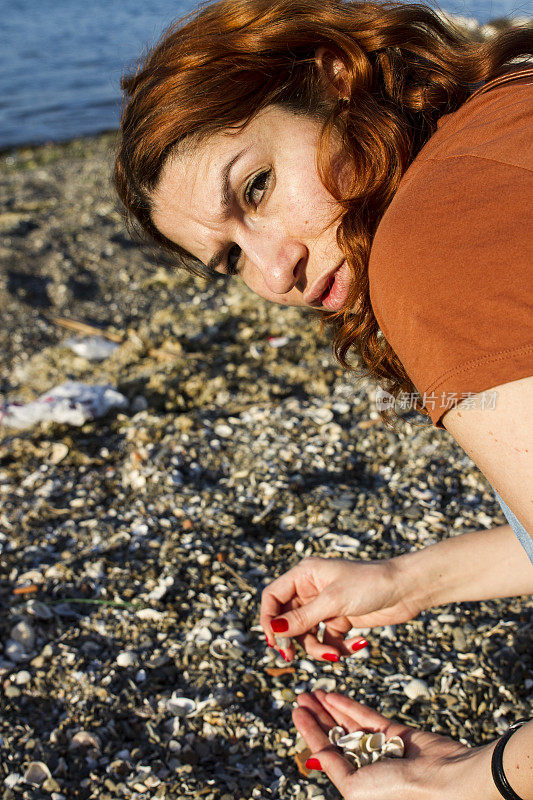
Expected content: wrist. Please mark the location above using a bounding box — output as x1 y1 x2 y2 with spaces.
392 546 443 614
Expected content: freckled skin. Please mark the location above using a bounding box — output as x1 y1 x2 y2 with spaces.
150 106 348 307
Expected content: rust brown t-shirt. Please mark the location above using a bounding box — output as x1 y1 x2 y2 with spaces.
368 65 533 428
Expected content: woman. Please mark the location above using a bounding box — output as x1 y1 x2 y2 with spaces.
114 1 533 797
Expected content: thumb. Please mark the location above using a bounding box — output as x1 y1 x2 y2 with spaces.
305 747 354 797
271 591 339 637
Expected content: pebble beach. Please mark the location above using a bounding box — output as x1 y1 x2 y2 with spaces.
1 73 532 800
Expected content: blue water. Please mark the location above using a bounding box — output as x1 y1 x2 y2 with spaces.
0 0 531 149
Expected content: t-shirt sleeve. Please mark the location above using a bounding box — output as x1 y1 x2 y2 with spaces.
368 154 533 429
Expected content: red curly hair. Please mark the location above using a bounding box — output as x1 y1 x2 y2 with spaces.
113 0 533 427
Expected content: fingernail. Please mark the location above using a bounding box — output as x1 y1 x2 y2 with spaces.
265 634 273 647
351 638 369 652
271 618 289 633
279 650 290 662
323 653 340 662
305 757 322 771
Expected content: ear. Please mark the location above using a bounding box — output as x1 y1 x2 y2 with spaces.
314 46 350 101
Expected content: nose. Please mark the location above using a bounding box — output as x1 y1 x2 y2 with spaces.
240 227 307 295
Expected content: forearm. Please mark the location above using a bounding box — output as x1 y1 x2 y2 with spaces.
464 720 533 800
396 524 533 611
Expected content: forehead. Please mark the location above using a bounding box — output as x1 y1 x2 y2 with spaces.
150 106 321 237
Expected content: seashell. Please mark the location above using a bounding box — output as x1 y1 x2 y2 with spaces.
13 670 31 685
166 694 196 717
10 620 35 650
209 638 244 660
70 731 101 751
5 639 28 663
224 627 247 643
214 423 232 438
274 636 290 650
26 600 53 620
328 726 346 745
116 651 139 668
326 534 362 553
336 730 364 749
308 407 334 424
194 626 213 644
165 716 181 737
136 608 164 622
361 732 386 753
4 774 23 789
383 736 405 758
404 678 430 700
23 762 51 785
329 726 405 770
316 621 326 644
344 751 362 769
49 442 69 464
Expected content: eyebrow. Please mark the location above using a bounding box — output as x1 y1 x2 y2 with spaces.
205 147 250 273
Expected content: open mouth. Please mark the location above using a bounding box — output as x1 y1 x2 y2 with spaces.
318 262 351 311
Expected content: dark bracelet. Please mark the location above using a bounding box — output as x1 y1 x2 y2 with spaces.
491 719 530 800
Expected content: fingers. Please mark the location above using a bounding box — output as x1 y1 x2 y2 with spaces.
292 706 354 796
260 560 315 623
295 693 411 800
268 592 342 640
298 627 346 662
295 692 337 732
319 692 411 740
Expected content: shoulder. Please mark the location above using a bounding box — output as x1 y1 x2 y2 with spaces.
368 151 532 431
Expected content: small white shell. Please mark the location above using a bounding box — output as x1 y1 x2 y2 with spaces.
116 651 139 668
383 736 405 758
404 678 430 700
361 732 386 752
344 751 362 769
70 731 101 751
23 762 51 785
328 725 346 744
317 621 326 644
209 638 244 660
336 730 363 748
166 694 196 717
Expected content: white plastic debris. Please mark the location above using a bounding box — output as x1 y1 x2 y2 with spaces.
65 336 119 360
0 381 128 429
267 335 289 348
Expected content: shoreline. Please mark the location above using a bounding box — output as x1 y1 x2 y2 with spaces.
1 12 531 154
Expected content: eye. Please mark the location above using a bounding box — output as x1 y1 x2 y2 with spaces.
244 168 271 208
226 244 241 276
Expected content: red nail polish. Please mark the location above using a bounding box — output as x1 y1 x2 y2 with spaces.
305 757 322 771
271 618 289 633
323 653 340 662
351 638 369 652
264 633 273 647
279 650 290 662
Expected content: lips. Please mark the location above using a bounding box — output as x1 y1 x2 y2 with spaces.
305 261 351 312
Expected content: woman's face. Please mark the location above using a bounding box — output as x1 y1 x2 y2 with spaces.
151 105 353 311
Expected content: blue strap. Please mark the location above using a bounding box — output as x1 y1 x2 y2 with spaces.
493 490 533 566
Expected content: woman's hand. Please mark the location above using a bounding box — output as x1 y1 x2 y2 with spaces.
260 556 423 661
293 691 499 800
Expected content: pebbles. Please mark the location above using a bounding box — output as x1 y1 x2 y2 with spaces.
0 112 532 800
